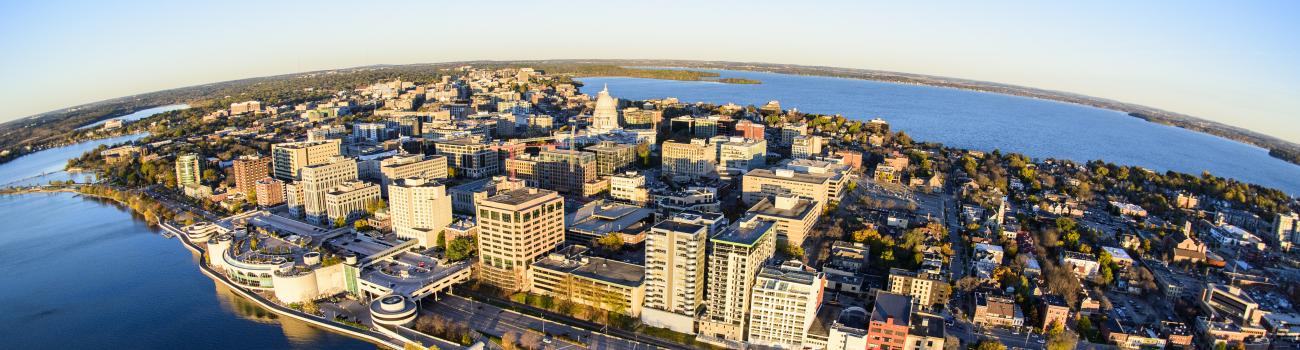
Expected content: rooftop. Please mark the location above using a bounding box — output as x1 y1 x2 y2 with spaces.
872 292 913 326
747 195 818 220
482 187 556 207
712 217 776 247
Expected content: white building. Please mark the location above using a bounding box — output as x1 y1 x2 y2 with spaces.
747 261 826 349
387 177 453 248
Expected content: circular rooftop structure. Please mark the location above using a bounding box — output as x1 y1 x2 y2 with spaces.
369 294 417 326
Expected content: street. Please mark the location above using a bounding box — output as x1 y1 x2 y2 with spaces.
426 295 649 350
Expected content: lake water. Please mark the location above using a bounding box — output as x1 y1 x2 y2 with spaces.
75 104 189 130
0 106 376 349
580 69 1300 195
0 193 376 350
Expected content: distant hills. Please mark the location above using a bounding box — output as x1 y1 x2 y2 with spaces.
3 59 1297 167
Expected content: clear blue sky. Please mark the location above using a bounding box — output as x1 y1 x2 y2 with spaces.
2 0 1297 142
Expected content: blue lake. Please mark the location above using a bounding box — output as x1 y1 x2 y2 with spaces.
579 69 1300 195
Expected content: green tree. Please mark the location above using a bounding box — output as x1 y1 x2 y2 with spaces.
973 340 1006 350
435 230 446 250
446 237 477 262
594 232 624 253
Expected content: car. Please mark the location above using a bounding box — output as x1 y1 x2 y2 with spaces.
1036 339 1045 344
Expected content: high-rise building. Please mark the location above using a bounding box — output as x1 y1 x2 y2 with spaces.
436 138 499 179
735 119 766 140
324 181 380 225
388 177 453 248
271 140 341 181
379 154 448 195
698 217 778 342
254 177 285 207
742 159 854 206
475 188 565 291
232 155 271 195
589 85 620 134
504 149 598 196
662 139 719 180
1274 212 1299 251
448 176 527 215
642 211 728 334
175 153 202 188
298 157 358 224
746 261 825 349
585 141 637 176
745 194 822 247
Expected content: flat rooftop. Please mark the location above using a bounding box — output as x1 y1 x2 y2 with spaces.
712 219 776 247
748 196 817 220
652 220 706 235
483 188 555 206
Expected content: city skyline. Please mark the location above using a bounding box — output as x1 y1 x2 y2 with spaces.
2 0 1298 142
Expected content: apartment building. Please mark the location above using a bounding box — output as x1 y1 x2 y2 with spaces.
504 149 598 196
448 176 526 215
747 261 826 349
475 188 565 291
609 171 649 205
714 136 768 175
791 135 824 159
735 119 765 140
175 153 201 188
867 292 914 350
973 293 1025 328
254 177 284 206
887 268 942 308
698 217 778 343
641 211 728 334
231 155 270 195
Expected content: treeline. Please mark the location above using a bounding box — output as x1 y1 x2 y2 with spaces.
0 64 457 165
481 63 722 81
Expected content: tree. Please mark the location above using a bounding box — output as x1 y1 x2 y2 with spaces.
594 232 624 253
435 230 446 250
973 340 1006 350
1046 327 1078 350
853 227 880 244
446 237 477 262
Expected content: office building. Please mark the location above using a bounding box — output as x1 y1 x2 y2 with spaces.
530 246 646 317
698 217 778 343
747 261 825 349
742 159 853 206
448 176 526 215
661 138 718 180
379 154 448 194
271 140 341 181
745 194 822 247
475 188 565 291
298 157 358 224
436 138 499 179
714 136 767 174
585 141 637 176
791 135 824 159
505 149 599 196
324 181 380 225
609 171 649 205
388 177 453 248
231 155 271 195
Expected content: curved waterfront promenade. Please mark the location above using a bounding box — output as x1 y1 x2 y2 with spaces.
161 221 460 350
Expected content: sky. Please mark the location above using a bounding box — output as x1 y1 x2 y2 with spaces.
2 0 1298 142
